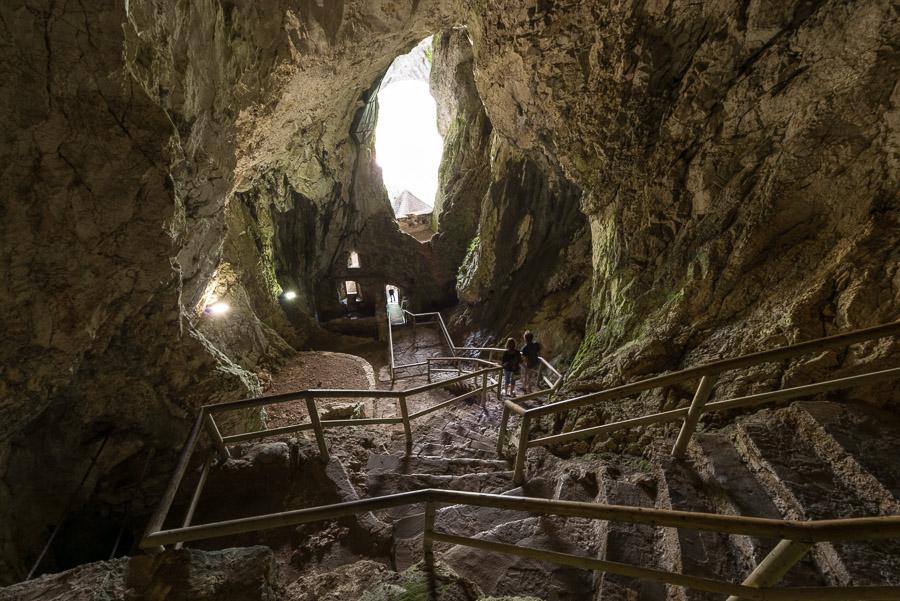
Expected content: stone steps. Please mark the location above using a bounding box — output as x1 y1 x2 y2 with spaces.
656 458 744 601
791 401 900 514
441 515 596 601
428 471 601 600
373 462 515 572
594 468 667 601
688 432 825 588
391 480 551 573
734 407 900 586
366 454 509 477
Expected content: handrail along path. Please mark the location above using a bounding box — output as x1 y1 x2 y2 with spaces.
142 319 900 601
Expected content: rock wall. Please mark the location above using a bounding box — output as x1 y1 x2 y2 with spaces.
429 26 592 359
0 0 459 582
463 0 899 397
3 0 898 586
0 0 267 582
454 140 592 359
428 27 493 304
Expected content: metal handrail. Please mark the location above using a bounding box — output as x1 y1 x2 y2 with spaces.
502 321 900 483
140 322 900 599
142 361 505 553
140 487 900 601
391 311 562 391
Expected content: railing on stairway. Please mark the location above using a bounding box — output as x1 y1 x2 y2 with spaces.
140 321 900 600
140 486 900 601
387 310 457 381
142 359 503 555
387 309 563 391
498 321 900 485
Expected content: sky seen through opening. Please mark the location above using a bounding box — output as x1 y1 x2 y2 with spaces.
374 38 443 210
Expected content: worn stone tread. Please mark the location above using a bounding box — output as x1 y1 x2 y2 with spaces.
736 409 900 586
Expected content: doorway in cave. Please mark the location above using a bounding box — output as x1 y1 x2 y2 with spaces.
339 280 363 316
375 36 442 243
385 284 404 325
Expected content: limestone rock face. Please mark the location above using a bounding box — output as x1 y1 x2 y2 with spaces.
3 0 899 587
430 26 591 359
0 0 265 582
464 0 899 393
429 27 494 305
1 0 460 582
454 139 591 358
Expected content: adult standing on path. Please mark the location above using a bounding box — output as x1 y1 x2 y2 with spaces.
520 330 542 394
501 338 522 397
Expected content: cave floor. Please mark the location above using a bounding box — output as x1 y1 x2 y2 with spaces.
232 323 515 590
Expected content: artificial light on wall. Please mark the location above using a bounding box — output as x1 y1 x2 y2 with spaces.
206 301 230 315
283 290 297 301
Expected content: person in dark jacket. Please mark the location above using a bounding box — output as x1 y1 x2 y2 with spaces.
501 337 522 397
520 330 542 393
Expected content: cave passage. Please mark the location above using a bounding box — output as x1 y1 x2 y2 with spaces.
375 36 442 242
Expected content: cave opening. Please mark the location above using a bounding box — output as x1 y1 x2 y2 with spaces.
375 36 442 243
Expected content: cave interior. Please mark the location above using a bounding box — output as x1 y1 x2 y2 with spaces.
1 1 898 599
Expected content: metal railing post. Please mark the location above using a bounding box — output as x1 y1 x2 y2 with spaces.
672 375 717 459
497 405 510 456
481 370 488 404
305 398 329 460
204 414 231 460
398 394 413 455
427 358 432 383
174 455 212 550
513 414 531 485
724 539 812 601
423 500 438 601
142 412 206 552
387 317 396 384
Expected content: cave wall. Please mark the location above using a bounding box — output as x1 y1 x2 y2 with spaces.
428 27 493 303
429 26 592 359
454 140 592 359
463 0 899 395
3 0 899 585
0 0 459 582
0 0 270 582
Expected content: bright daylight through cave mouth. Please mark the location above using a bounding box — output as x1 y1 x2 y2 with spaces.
375 36 443 243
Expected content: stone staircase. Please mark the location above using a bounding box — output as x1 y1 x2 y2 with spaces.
355 394 900 601
729 402 900 586
366 402 515 573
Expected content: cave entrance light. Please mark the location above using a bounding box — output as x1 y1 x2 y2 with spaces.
375 36 442 241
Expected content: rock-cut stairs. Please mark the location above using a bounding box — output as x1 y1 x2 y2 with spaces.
357 393 900 601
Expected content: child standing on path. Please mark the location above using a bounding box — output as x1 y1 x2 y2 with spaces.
520 330 542 394
501 337 522 397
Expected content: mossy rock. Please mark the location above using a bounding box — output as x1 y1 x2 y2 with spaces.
359 561 481 601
